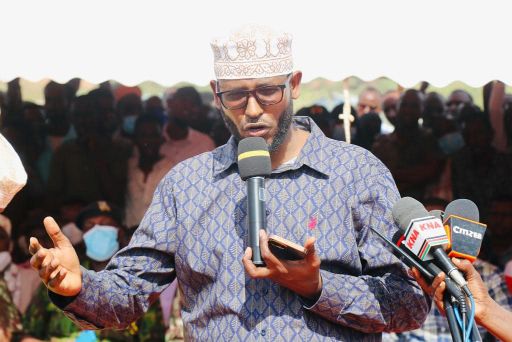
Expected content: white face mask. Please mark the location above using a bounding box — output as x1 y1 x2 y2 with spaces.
0 251 12 272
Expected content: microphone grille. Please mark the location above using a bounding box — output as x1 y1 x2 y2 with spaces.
429 210 444 221
445 199 479 222
237 137 272 180
392 197 430 233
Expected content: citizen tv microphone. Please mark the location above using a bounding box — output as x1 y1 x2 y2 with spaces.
238 137 272 266
444 199 486 263
392 197 467 288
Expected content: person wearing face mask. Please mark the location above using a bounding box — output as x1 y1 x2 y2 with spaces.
116 93 144 140
74 201 124 271
24 201 165 341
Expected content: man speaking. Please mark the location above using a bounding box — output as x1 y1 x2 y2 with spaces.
30 25 429 341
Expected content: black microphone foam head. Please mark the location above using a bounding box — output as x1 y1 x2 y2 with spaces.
237 137 272 180
444 199 479 222
392 197 430 233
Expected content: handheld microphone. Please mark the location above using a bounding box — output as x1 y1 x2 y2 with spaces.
444 199 486 263
238 137 272 266
369 224 463 299
392 197 467 288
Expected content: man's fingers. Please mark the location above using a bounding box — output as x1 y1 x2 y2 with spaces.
259 230 286 273
49 264 62 280
452 257 472 273
304 236 316 253
304 236 319 264
43 216 72 248
48 267 67 289
39 254 64 284
431 272 446 291
29 237 42 256
433 280 446 303
30 248 49 270
243 247 271 278
410 267 430 292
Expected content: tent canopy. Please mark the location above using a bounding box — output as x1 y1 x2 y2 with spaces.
1 0 510 87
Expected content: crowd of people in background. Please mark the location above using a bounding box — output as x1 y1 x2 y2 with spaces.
0 77 512 341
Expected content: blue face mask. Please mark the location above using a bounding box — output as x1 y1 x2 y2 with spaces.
438 131 465 155
83 225 120 262
122 115 137 135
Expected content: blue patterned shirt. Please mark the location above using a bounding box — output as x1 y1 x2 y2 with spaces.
52 117 430 341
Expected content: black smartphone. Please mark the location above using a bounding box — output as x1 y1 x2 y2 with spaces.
267 234 308 261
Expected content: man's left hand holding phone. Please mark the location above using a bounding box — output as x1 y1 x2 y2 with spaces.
242 230 322 301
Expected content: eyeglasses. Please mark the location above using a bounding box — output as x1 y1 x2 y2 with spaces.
216 76 291 110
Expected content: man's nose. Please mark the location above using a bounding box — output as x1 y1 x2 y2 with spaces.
244 94 264 119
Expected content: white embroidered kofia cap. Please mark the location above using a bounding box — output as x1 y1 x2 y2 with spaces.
0 133 27 210
211 24 293 80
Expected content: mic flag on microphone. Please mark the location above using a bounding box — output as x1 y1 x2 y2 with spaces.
393 198 449 261
238 137 271 180
443 199 486 263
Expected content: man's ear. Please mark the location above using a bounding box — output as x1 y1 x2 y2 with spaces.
290 71 302 100
210 80 221 109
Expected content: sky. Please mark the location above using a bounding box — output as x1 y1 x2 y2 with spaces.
1 0 510 87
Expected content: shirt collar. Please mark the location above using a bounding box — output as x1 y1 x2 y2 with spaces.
212 116 332 178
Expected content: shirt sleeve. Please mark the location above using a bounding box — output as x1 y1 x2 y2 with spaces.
304 158 431 333
49 174 178 330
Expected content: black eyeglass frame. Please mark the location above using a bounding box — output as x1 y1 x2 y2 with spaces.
215 74 292 110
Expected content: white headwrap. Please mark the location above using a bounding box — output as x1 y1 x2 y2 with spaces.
0 133 27 210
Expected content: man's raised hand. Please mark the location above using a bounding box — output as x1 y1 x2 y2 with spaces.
30 216 82 297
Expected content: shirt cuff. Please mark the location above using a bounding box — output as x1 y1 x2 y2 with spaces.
47 266 103 330
298 273 323 307
48 266 90 309
301 270 349 315
48 289 79 309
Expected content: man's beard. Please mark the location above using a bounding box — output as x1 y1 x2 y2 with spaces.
220 100 294 153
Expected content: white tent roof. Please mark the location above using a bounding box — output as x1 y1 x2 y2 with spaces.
1 0 510 87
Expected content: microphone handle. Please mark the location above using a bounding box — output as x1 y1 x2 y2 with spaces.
425 263 464 299
247 177 266 266
431 246 467 287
